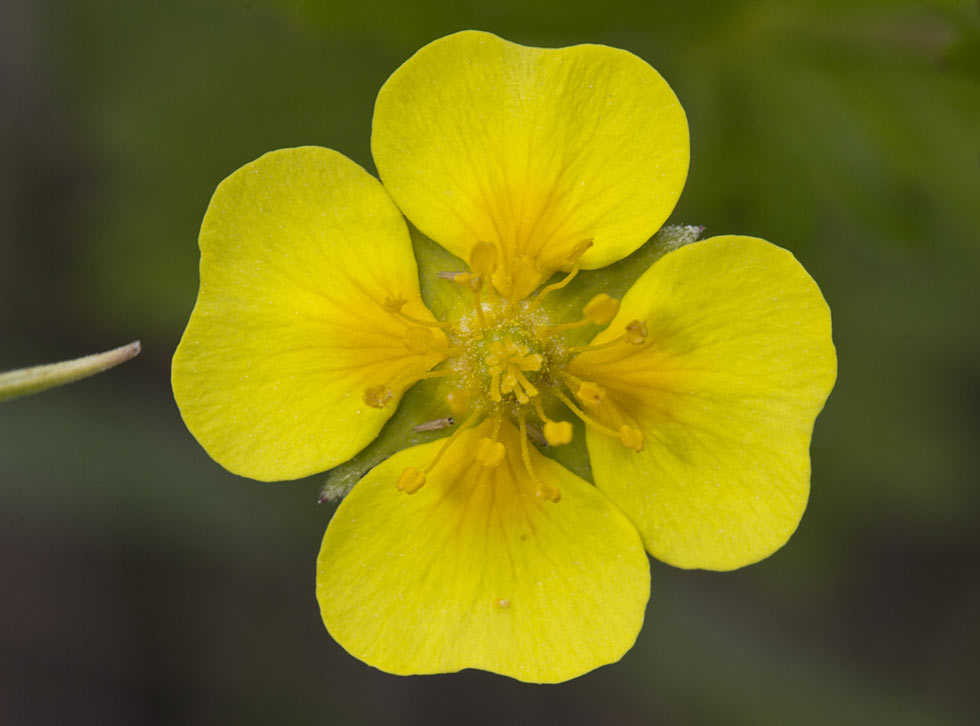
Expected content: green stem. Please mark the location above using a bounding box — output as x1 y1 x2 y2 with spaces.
0 341 141 403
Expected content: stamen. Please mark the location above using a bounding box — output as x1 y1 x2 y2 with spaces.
532 398 573 446
553 389 619 438
624 320 648 345
489 371 502 402
564 239 594 266
518 409 561 503
422 411 481 474
567 320 646 355
472 287 487 328
384 297 453 329
475 437 506 467
582 294 620 325
395 411 481 495
413 417 455 432
568 334 628 354
559 372 605 408
544 294 620 335
618 425 645 452
532 240 594 307
554 389 644 452
469 242 498 277
363 385 393 408
510 255 542 301
364 369 452 408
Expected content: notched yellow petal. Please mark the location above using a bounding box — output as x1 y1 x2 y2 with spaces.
373 31 690 288
317 421 650 682
172 147 442 481
578 235 837 570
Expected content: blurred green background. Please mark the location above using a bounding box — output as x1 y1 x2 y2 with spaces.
2 0 978 723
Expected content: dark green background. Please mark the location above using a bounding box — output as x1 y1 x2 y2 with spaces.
1 0 978 723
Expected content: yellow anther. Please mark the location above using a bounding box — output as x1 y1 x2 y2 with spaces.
625 319 648 345
583 293 620 326
543 420 573 446
383 296 407 312
561 239 594 269
517 409 561 504
396 466 426 494
510 254 541 300
403 326 435 354
475 437 506 467
536 482 562 503
363 384 394 408
446 389 470 416
619 425 645 452
576 381 605 408
469 242 498 277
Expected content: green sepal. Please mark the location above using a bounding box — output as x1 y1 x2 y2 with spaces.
320 374 457 502
541 224 703 346
409 223 469 321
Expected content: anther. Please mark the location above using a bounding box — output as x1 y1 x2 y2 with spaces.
582 293 620 326
510 255 541 301
469 242 498 277
533 398 574 446
619 425 645 452
533 239 593 306
625 320 648 345
543 421 573 446
518 410 561 503
396 466 426 494
475 437 506 467
560 370 604 407
363 385 394 408
576 381 605 407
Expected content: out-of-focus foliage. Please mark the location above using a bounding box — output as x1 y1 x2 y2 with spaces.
1 0 977 724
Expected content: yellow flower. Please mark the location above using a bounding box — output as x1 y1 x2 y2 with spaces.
172 31 836 683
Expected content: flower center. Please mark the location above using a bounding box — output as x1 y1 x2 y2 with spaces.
367 241 646 502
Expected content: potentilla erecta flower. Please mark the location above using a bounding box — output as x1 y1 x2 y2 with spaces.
172 31 836 683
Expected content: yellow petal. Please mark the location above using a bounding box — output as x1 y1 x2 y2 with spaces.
172 147 443 481
569 236 837 571
372 31 689 297
316 420 649 683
